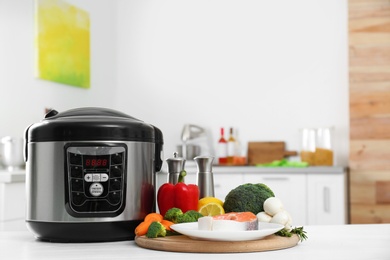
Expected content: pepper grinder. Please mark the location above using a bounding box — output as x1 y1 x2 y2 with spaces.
166 152 186 184
194 156 215 199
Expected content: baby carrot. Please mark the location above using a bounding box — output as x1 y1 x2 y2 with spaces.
160 219 174 231
144 213 163 223
134 221 150 236
135 213 165 237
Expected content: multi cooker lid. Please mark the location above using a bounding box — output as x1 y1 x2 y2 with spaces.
26 107 164 143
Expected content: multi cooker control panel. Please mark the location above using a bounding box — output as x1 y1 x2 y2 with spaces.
65 145 126 217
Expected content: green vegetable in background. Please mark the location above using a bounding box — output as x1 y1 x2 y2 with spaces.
145 221 166 238
223 183 275 215
256 159 308 167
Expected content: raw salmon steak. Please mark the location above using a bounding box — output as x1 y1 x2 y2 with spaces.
198 212 259 231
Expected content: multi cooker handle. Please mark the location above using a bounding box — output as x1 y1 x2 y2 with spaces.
24 124 32 162
153 126 164 172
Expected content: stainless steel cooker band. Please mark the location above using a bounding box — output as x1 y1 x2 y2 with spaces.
25 141 155 223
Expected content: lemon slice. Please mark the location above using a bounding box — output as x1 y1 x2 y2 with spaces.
199 202 225 217
198 197 224 210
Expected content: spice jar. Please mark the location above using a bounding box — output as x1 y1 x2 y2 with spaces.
194 156 215 199
165 152 186 184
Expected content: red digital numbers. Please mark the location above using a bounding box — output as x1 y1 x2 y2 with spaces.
85 158 108 167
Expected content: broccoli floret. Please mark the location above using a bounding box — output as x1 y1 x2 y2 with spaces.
223 183 275 215
176 210 203 223
146 221 166 238
164 207 183 223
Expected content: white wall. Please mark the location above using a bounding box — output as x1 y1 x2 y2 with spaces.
115 0 349 166
0 0 117 139
0 0 349 166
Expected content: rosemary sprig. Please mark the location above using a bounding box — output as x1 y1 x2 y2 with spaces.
276 226 308 242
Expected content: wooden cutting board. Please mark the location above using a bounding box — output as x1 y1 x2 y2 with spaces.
247 142 297 165
135 234 299 253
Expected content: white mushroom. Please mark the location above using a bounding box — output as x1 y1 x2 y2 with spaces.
270 210 293 230
270 210 290 226
256 211 272 223
264 197 284 216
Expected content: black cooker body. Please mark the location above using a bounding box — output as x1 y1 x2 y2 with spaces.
24 107 163 242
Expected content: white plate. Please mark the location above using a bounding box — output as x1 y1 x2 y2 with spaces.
170 222 284 241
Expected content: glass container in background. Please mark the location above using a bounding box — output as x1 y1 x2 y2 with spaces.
217 127 227 165
315 127 334 166
227 127 236 165
300 128 316 165
0 136 25 170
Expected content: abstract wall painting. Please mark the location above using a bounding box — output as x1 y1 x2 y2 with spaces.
35 0 90 88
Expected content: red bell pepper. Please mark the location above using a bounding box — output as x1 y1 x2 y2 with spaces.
157 170 199 216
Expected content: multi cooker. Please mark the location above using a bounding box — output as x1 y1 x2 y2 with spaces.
24 107 163 242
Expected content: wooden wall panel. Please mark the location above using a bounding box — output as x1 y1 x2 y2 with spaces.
349 0 390 223
350 118 390 139
350 140 390 170
350 86 390 119
350 170 390 203
351 204 390 223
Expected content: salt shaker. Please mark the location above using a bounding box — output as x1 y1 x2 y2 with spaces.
166 152 186 184
194 156 215 199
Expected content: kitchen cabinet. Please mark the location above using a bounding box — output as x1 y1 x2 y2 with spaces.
307 173 348 225
213 173 244 200
0 170 26 222
157 164 348 226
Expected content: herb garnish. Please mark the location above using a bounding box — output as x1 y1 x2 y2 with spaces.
276 226 308 242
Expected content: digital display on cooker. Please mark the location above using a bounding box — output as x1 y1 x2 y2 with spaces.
83 155 110 168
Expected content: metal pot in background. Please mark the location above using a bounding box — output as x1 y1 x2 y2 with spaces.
0 136 25 170
176 144 201 160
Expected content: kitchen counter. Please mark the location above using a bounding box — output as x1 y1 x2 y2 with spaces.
0 224 389 260
179 162 346 174
0 169 26 183
0 169 26 221
211 165 345 174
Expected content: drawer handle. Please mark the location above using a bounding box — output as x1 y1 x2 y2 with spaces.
262 177 289 181
323 187 330 213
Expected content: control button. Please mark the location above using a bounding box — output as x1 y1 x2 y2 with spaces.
92 174 101 182
70 166 83 178
89 182 104 197
90 200 112 212
101 174 109 182
72 192 86 206
111 153 123 165
84 174 93 182
108 191 121 205
111 166 122 177
110 178 121 191
69 153 82 165
71 179 84 192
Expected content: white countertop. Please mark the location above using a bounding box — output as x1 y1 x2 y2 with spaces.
0 224 389 260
